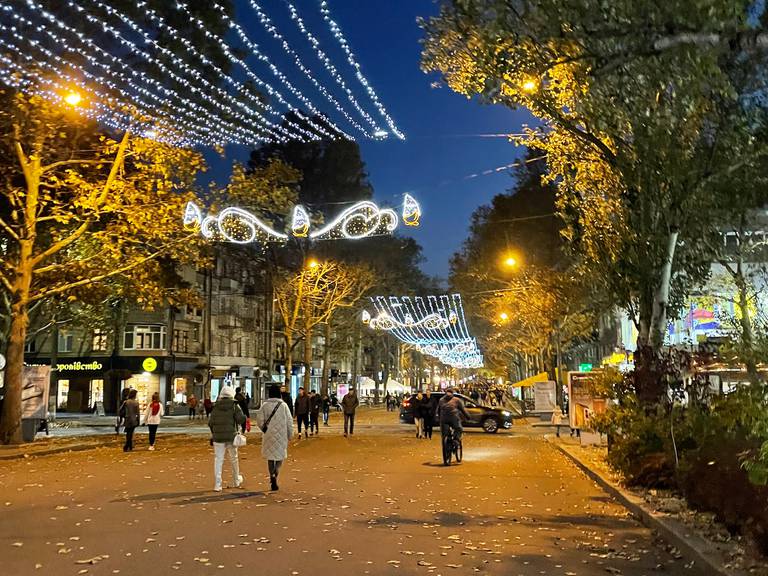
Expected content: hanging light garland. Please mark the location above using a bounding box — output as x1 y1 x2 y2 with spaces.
0 0 404 146
364 294 484 368
318 0 405 140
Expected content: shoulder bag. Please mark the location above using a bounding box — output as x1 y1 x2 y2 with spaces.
261 402 281 433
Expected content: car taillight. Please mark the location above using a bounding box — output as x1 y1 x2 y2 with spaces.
402 399 410 408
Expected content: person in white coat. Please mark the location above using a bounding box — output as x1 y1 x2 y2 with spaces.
143 392 164 450
254 384 294 491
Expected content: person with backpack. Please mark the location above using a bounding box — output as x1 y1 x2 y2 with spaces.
254 385 294 491
208 386 246 492
121 389 140 452
142 392 164 451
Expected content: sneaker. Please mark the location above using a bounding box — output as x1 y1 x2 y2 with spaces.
235 474 244 488
213 486 222 492
148 445 155 451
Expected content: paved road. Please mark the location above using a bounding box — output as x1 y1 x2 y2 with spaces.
1 413 704 576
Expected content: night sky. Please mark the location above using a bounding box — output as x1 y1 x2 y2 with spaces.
206 0 534 279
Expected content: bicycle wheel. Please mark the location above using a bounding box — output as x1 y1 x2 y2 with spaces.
454 438 462 463
442 434 452 465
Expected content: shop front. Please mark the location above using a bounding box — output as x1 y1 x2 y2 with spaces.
53 358 108 413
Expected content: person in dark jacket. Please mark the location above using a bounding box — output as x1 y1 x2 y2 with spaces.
115 387 131 434
208 386 246 492
121 389 140 452
321 393 331 426
234 387 250 433
281 385 294 417
423 389 435 439
341 387 359 437
294 387 310 439
308 390 321 435
437 388 470 442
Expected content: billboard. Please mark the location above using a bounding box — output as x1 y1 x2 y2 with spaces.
567 371 607 432
22 365 51 419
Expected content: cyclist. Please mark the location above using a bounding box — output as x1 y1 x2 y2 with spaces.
438 387 470 444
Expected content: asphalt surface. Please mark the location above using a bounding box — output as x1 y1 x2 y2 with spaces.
1 411 706 576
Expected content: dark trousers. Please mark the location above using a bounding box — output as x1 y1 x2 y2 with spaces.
424 418 434 439
322 409 329 425
440 420 463 442
268 459 283 477
297 413 309 434
148 424 158 446
309 412 320 433
188 407 195 418
344 413 355 435
124 426 136 451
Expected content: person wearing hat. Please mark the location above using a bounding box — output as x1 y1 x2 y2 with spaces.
437 387 470 443
208 386 246 492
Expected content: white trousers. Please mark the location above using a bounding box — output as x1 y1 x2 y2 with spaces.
213 442 240 489
415 417 424 438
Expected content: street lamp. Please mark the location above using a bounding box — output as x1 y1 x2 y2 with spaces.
306 259 319 270
522 79 538 93
499 312 509 322
504 256 517 268
63 90 82 106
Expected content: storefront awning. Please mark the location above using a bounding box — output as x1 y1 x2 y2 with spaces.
511 372 549 387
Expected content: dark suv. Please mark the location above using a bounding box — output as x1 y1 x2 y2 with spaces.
399 392 514 433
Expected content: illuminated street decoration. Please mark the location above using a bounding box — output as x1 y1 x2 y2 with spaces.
185 198 418 244
0 0 404 146
309 201 398 240
402 193 421 227
291 205 311 238
364 294 484 369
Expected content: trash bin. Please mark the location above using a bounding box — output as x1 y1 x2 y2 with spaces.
21 418 38 442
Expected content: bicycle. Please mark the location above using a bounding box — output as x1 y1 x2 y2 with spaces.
441 424 463 465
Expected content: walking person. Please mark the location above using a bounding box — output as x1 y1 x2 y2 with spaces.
121 389 140 452
309 390 321 435
413 392 426 439
385 393 392 412
321 392 331 426
203 396 213 418
143 392 164 451
423 389 435 440
208 386 246 492
281 386 294 417
115 387 131 434
187 394 198 420
254 385 293 491
234 387 250 433
341 387 359 437
294 387 310 439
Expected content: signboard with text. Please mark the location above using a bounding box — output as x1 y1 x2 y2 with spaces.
567 371 607 433
533 380 557 412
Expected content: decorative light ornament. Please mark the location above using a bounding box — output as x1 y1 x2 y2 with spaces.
185 202 287 243
402 193 421 227
63 90 81 106
291 206 311 238
309 201 398 240
361 310 371 325
183 201 202 227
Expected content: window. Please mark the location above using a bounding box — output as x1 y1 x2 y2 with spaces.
123 325 166 350
24 339 36 353
173 329 189 353
192 326 200 342
92 330 109 352
58 332 74 353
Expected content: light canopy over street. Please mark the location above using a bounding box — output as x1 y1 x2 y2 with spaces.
2 1 768 575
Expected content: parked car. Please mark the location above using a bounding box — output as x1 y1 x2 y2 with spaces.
399 392 514 433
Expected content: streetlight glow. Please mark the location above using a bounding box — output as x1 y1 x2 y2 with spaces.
64 91 82 106
499 312 509 321
522 79 538 93
307 259 319 269
504 256 517 268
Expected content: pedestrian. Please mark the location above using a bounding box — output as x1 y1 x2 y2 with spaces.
423 389 435 440
341 386 359 437
234 387 250 433
413 392 425 438
208 385 246 492
143 391 164 451
321 392 331 426
115 387 131 434
187 394 198 420
121 389 140 452
254 385 293 491
385 392 392 412
470 389 480 402
309 390 321 435
281 385 294 417
203 396 213 418
294 387 310 439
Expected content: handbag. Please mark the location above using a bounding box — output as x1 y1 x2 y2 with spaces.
261 403 281 433
233 432 247 447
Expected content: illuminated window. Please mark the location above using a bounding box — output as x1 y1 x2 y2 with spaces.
124 325 166 350
92 330 109 352
58 332 74 353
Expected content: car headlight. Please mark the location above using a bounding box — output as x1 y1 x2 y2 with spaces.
501 410 511 417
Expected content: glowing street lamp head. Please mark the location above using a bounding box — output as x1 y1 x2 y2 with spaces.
307 259 319 269
499 312 509 321
504 256 517 268
522 79 538 93
64 91 82 106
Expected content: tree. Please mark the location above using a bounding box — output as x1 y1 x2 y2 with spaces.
422 0 768 401
0 91 206 443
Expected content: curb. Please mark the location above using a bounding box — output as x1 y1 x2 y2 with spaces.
0 441 113 461
546 436 741 576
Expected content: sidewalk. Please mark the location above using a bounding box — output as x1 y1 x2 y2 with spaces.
546 434 760 576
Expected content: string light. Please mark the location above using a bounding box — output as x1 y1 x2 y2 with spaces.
365 294 484 368
309 201 398 240
291 205 311 238
281 0 385 136
318 0 405 140
185 202 288 243
402 193 421 226
1 0 403 146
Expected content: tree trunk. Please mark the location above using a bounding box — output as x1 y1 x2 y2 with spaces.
284 331 293 389
351 324 361 389
649 230 679 350
735 259 759 384
321 321 331 397
303 320 312 391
